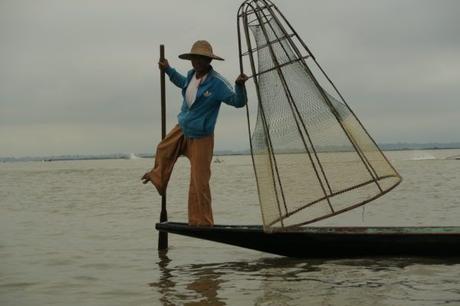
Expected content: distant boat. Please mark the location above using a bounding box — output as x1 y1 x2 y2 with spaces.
213 158 223 164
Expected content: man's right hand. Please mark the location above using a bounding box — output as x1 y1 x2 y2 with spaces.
158 58 170 71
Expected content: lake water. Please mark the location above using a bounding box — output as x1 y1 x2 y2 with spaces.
1 149 460 305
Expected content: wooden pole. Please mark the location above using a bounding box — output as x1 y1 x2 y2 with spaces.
158 44 168 251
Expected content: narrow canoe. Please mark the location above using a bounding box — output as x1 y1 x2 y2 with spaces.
156 222 460 258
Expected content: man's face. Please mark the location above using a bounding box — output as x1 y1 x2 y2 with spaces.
191 55 212 74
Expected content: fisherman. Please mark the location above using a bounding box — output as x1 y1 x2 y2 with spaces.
142 40 248 226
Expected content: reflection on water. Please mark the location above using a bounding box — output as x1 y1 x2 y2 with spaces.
150 249 460 306
149 251 175 306
151 250 226 306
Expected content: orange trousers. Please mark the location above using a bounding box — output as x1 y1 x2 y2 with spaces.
149 125 214 226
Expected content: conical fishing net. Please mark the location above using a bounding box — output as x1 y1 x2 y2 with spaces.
238 0 401 231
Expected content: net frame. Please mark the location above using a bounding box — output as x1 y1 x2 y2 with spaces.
237 0 402 231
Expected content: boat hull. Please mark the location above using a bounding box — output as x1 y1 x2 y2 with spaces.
156 222 460 258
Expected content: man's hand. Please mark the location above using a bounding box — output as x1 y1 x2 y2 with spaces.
158 58 170 71
141 172 152 184
235 73 249 85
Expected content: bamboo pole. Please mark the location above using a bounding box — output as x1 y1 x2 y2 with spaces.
158 44 168 251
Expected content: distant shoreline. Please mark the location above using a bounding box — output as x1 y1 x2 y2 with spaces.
1 143 460 163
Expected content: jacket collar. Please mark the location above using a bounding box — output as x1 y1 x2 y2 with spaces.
188 66 215 86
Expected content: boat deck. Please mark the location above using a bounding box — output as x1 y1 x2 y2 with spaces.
156 222 460 258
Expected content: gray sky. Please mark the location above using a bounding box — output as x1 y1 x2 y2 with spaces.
1 0 459 157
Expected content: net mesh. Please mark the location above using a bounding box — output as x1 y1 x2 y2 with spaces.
240 0 401 231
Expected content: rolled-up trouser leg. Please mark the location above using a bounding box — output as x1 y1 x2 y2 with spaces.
150 125 184 196
185 134 214 226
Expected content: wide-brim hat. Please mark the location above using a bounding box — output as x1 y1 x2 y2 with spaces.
178 40 224 61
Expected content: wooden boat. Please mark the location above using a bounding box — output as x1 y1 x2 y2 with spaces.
153 0 459 258
157 222 460 258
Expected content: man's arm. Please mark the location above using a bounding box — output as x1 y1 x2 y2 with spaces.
221 74 249 108
158 58 187 89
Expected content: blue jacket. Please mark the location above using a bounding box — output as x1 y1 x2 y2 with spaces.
165 66 247 138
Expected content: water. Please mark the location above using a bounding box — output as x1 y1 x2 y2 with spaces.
1 149 460 305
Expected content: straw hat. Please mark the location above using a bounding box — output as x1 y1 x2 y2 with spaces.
178 40 224 61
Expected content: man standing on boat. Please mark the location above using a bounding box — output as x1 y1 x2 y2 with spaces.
142 40 248 226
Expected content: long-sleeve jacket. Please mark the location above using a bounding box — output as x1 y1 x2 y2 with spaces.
165 66 247 138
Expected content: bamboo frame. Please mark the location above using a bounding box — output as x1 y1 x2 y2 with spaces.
237 0 402 230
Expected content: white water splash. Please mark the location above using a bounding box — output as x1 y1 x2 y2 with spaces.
126 153 140 160
409 151 436 160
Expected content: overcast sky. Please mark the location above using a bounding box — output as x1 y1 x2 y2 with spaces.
1 0 459 157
